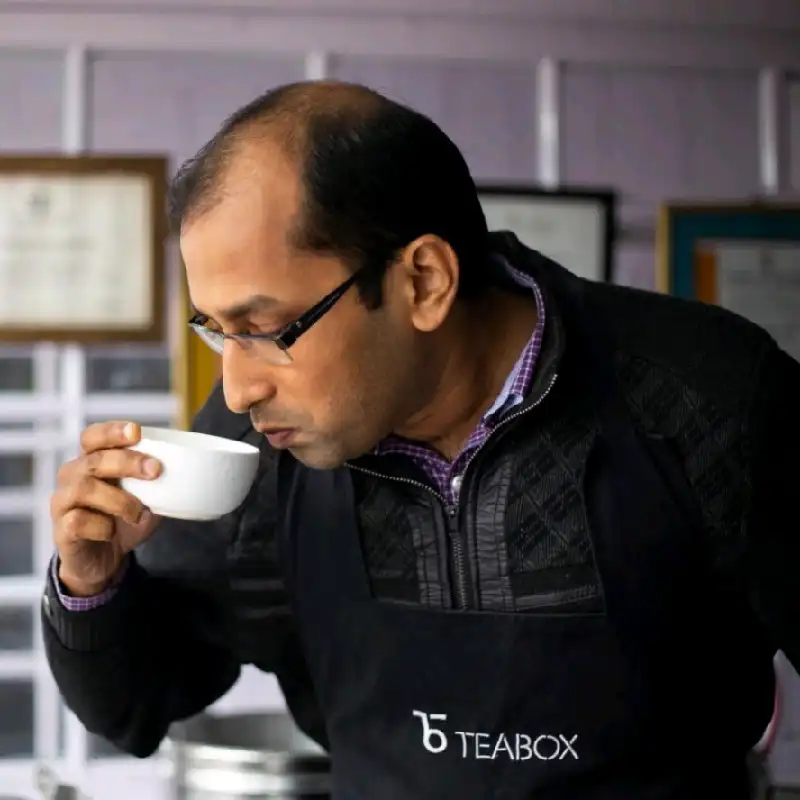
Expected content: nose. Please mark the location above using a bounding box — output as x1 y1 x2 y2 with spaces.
221 342 277 415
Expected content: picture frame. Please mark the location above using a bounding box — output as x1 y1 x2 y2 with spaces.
656 201 800 364
0 154 168 343
477 185 617 283
656 201 800 298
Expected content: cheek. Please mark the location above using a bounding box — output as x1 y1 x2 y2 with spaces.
277 325 365 426
297 353 372 428
284 308 411 434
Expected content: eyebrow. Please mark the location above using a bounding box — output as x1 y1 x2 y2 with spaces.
192 294 280 322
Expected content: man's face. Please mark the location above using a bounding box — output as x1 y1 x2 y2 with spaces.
180 146 429 468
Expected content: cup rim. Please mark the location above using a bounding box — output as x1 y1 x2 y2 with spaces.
138 426 259 455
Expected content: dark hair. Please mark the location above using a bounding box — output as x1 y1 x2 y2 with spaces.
167 81 491 308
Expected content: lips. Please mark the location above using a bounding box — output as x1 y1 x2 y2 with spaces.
262 429 297 449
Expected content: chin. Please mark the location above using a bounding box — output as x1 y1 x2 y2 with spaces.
288 443 349 471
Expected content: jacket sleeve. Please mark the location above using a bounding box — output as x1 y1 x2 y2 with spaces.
41 381 296 757
742 342 800 670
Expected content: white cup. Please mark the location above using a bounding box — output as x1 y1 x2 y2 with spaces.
119 426 260 521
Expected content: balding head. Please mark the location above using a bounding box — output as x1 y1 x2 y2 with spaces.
174 80 497 468
235 80 388 147
172 81 385 224
169 80 491 307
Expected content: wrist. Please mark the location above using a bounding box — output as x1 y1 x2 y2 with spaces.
57 563 122 597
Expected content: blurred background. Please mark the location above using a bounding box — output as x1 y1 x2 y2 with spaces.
0 0 798 797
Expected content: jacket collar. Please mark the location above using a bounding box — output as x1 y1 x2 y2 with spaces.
488 231 573 406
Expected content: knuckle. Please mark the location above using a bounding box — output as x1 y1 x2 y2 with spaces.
67 475 95 509
61 508 85 538
125 449 143 469
81 421 124 454
83 450 104 475
75 473 95 495
84 448 137 479
51 476 85 520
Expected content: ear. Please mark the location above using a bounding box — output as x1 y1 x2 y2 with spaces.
397 235 459 333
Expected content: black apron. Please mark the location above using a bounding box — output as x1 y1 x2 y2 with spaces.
278 295 753 799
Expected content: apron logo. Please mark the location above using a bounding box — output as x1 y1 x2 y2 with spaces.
412 710 579 761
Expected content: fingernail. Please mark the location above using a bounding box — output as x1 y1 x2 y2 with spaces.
138 508 152 525
143 458 160 477
123 422 137 441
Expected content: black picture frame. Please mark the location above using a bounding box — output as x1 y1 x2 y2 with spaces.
477 184 617 283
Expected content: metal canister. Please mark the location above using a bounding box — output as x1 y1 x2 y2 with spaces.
163 712 331 799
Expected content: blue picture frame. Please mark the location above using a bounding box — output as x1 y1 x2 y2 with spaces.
656 202 800 299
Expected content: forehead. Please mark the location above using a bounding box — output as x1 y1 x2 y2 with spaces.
180 148 304 313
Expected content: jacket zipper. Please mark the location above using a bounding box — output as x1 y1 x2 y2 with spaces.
446 372 559 608
445 505 468 608
347 371 559 609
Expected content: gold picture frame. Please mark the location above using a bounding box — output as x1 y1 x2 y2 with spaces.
0 154 168 343
173 267 221 430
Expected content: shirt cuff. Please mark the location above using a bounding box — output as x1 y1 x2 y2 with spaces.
50 553 129 611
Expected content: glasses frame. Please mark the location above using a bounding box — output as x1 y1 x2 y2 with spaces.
188 270 362 362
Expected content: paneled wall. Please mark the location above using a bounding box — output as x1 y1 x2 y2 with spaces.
332 57 541 185
562 66 763 287
0 7 797 795
791 78 800 190
325 58 768 290
90 52 305 162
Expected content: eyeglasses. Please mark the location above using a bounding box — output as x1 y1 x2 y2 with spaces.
189 270 361 366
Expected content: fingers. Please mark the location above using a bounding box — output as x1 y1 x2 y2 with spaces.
57 447 160 488
53 420 162 553
58 507 116 542
52 475 147 528
80 420 140 454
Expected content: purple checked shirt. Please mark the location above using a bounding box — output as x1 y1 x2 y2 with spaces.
375 263 545 506
54 262 545 611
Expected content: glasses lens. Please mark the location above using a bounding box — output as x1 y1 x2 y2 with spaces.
190 324 293 365
254 339 293 366
190 324 224 355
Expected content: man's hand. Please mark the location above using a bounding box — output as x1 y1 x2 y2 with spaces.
51 421 162 596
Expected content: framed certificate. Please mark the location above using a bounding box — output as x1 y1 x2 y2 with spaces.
656 202 800 363
477 185 617 283
0 155 168 343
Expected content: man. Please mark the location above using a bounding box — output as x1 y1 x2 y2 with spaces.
44 81 798 799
